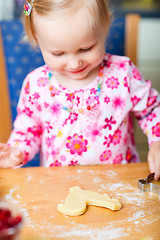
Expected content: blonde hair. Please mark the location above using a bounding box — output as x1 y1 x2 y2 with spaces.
23 0 111 46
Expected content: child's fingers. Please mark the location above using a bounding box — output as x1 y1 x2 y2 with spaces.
155 170 160 180
148 150 160 180
148 141 160 180
147 154 155 174
12 149 23 165
0 144 11 153
0 147 23 168
0 147 11 160
154 155 160 180
0 151 9 159
0 143 7 150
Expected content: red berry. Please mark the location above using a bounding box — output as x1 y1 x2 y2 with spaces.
0 222 4 231
12 216 22 226
0 208 11 225
0 207 22 232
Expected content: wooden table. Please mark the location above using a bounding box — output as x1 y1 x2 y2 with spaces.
0 163 160 240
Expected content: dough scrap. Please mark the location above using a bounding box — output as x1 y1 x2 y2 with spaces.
57 186 121 216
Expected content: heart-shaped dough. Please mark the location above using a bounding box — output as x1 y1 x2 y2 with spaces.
57 186 121 216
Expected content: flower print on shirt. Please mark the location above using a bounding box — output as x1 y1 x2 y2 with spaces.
32 92 40 100
24 80 30 94
42 65 49 75
50 103 61 116
37 77 48 87
45 121 53 133
104 96 110 104
50 160 62 167
112 96 125 110
115 60 127 71
100 150 112 162
126 147 132 162
51 145 60 157
146 112 156 122
131 95 141 106
45 135 56 148
152 123 160 137
44 102 49 108
90 88 97 95
66 134 88 155
75 96 80 106
103 129 121 147
104 116 116 130
86 96 100 109
49 85 60 97
68 113 78 124
103 134 112 147
27 125 42 138
147 95 157 107
123 76 130 92
66 93 75 102
69 160 79 166
112 129 121 145
63 112 78 126
34 102 42 111
105 77 119 89
59 155 66 162
113 154 123 164
29 96 42 112
85 96 100 118
24 137 32 146
86 123 103 142
23 107 33 117
133 67 142 80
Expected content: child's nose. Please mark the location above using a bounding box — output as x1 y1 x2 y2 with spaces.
67 56 82 70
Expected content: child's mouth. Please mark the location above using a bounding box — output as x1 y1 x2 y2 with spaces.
68 66 87 74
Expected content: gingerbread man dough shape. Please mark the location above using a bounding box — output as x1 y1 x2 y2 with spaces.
57 186 121 216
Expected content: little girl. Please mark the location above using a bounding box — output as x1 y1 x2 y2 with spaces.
0 0 160 179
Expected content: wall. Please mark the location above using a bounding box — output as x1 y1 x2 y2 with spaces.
135 17 160 162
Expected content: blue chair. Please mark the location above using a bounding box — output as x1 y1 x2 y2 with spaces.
0 15 138 166
0 20 44 167
106 17 125 56
0 20 45 123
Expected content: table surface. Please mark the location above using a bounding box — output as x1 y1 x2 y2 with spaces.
0 163 160 240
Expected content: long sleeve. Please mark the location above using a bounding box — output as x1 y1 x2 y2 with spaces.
129 62 160 146
8 74 43 164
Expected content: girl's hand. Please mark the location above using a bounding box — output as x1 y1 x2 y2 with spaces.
147 141 160 180
0 143 23 168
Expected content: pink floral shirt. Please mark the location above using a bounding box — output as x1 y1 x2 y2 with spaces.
8 54 160 167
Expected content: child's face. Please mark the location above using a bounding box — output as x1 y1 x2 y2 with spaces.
34 11 106 83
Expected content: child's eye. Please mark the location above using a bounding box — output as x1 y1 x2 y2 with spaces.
52 52 64 56
80 45 93 52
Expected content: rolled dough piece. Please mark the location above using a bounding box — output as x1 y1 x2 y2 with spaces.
57 186 121 216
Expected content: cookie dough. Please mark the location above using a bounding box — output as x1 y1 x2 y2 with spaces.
57 186 121 216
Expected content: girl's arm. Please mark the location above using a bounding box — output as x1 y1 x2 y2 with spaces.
129 62 160 180
7 74 42 166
